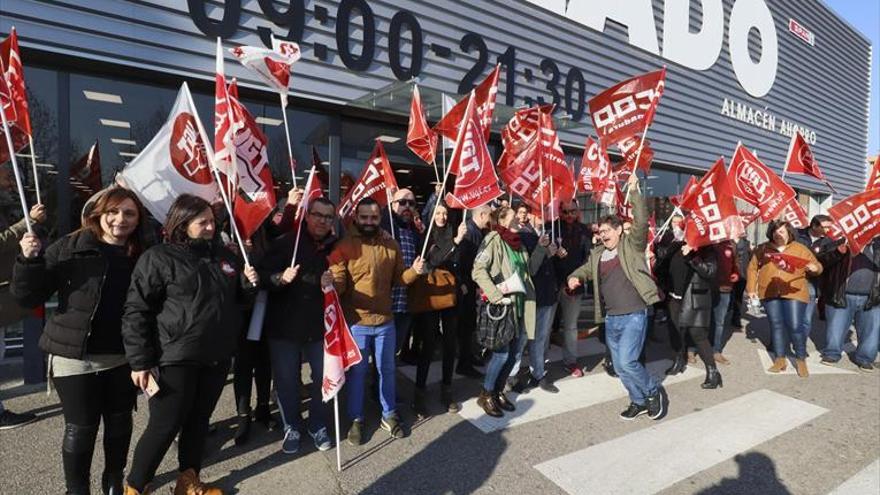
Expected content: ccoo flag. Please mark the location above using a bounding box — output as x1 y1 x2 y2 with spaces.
321 286 363 402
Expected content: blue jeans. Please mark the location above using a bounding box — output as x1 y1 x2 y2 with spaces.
510 305 557 382
799 283 817 342
762 298 807 359
823 294 880 365
605 309 656 406
269 339 326 433
712 291 732 353
347 321 397 421
483 325 524 393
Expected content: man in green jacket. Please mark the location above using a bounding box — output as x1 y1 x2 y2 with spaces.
567 174 664 421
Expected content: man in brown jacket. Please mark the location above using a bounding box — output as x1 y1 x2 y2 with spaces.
322 197 425 444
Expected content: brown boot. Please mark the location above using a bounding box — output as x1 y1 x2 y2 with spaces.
767 357 787 373
477 388 503 417
173 468 223 495
796 359 809 377
124 484 150 495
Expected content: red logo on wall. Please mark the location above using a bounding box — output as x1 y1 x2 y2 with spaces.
169 113 213 185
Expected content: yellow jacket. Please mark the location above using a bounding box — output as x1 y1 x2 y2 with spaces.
747 241 822 303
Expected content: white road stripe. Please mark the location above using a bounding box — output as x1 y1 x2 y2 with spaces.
828 459 880 495
756 350 856 375
458 362 703 433
534 389 828 495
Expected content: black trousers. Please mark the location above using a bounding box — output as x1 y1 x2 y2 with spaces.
456 286 478 368
233 336 272 415
730 280 747 326
126 361 229 491
53 364 137 495
667 298 715 367
414 308 458 388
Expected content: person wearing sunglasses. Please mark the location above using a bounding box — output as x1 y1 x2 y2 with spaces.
382 189 421 362
553 200 593 378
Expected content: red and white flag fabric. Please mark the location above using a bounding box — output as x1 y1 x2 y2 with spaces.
784 132 836 193
214 39 240 182
321 286 363 402
337 140 399 221
229 39 301 102
588 68 666 146
406 84 437 164
538 111 576 206
116 83 219 222
227 80 276 240
69 140 102 198
444 92 503 209
671 175 699 208
778 197 809 229
501 105 551 156
827 188 880 255
0 28 31 164
616 185 633 222
434 64 500 141
682 158 744 249
617 135 654 173
765 252 810 273
728 143 796 222
866 154 880 192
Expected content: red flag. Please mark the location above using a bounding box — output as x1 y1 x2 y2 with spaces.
671 176 699 208
778 197 809 229
588 68 666 145
434 64 500 141
683 158 745 248
616 185 633 222
539 112 576 205
784 132 836 192
866 154 880 192
227 80 276 240
321 286 363 402
501 105 552 156
406 85 437 164
214 39 239 178
765 252 810 273
337 140 399 221
0 29 30 165
728 143 796 222
444 92 503 209
69 140 102 198
827 188 880 255
617 136 654 173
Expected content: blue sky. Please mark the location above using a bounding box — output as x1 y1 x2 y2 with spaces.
824 0 879 156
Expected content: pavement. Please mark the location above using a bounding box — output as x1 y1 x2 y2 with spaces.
1 313 878 494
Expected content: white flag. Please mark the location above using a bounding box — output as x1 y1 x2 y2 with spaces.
116 83 219 223
442 94 457 150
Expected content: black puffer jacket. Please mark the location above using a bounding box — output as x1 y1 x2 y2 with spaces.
12 230 136 359
657 242 717 328
122 240 254 371
819 237 880 310
258 228 336 343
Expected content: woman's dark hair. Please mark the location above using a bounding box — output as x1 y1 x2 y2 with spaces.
164 194 214 244
79 187 148 257
766 219 796 244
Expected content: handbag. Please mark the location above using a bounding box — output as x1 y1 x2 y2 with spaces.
408 268 457 313
475 296 517 351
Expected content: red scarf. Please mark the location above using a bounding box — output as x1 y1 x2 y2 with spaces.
495 225 522 250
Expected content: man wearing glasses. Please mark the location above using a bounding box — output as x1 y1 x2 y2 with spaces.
258 197 339 455
383 189 421 360
567 174 665 421
553 200 593 378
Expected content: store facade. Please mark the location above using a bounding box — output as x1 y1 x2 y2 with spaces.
0 0 872 236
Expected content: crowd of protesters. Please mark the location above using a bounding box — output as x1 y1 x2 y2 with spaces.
0 169 878 495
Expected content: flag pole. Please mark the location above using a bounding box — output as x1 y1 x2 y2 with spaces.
183 84 250 266
420 159 454 259
290 166 316 267
0 101 32 234
334 396 342 472
549 172 556 244
27 136 41 204
623 74 665 205
280 93 298 189
654 206 683 241
386 187 396 240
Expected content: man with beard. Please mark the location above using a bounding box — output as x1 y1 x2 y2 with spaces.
382 188 420 361
323 198 426 444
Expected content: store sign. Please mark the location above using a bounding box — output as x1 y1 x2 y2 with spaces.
719 97 818 144
526 0 779 98
789 19 816 46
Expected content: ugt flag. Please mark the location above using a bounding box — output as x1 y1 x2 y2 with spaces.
117 83 219 223
784 131 836 193
0 28 30 164
434 64 500 141
337 140 399 221
827 188 880 255
322 286 363 402
728 143 795 222
444 91 502 209
683 158 744 249
588 68 666 146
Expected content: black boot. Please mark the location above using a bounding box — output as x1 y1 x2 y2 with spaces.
477 388 503 417
254 402 278 431
62 423 99 495
603 356 618 377
411 388 428 419
493 391 516 412
233 412 251 446
665 352 687 376
441 385 461 414
701 365 723 389
101 412 132 495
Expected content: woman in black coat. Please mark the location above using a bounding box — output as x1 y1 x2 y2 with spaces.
659 241 722 389
121 194 259 495
13 187 147 495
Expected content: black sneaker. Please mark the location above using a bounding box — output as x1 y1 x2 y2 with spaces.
619 403 647 421
819 357 839 367
0 410 38 430
538 377 559 394
646 391 665 420
380 414 405 439
512 376 538 394
857 362 875 373
347 419 364 446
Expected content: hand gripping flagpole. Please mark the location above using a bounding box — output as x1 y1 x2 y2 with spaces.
27 135 41 204
0 99 32 234
624 68 665 205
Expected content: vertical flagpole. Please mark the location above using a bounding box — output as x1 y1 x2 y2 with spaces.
441 93 449 177
0 103 32 234
654 206 682 241
27 136 41 204
623 72 664 205
386 187 396 240
280 93 298 189
420 158 454 259
290 166 316 267
549 172 556 244
334 396 342 472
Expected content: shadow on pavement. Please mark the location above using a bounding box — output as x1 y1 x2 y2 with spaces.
695 452 792 495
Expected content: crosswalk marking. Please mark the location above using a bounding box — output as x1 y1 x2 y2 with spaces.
534 389 828 495
458 362 703 433
828 459 880 495
399 337 606 386
756 350 857 375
